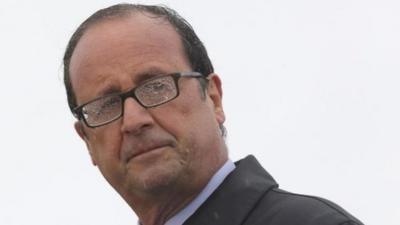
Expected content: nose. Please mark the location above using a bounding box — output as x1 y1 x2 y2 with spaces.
120 97 154 135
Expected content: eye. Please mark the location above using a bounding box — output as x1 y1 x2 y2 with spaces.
93 97 120 116
152 82 166 91
135 76 177 107
101 97 120 109
82 96 120 117
140 77 174 94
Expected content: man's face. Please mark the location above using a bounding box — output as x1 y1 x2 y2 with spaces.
69 14 226 198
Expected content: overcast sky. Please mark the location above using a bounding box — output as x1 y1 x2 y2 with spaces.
1 0 399 224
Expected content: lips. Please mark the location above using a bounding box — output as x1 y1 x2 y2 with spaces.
122 140 174 163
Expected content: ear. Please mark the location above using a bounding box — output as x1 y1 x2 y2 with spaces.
74 121 97 166
207 74 225 125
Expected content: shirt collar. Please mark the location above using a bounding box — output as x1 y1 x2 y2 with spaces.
164 159 236 225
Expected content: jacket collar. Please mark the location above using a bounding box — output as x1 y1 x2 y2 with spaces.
183 155 278 225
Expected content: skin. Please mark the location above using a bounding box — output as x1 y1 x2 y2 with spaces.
69 13 228 225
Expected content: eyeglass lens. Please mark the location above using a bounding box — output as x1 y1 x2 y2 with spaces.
82 75 178 126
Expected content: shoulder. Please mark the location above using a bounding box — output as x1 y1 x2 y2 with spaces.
244 188 364 225
185 156 364 225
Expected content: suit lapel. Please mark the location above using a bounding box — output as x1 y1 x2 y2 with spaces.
183 155 278 225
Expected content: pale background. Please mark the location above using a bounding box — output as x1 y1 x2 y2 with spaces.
1 0 399 224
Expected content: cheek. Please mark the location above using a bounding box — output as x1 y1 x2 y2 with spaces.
157 93 219 145
156 97 198 132
90 128 127 188
87 125 123 168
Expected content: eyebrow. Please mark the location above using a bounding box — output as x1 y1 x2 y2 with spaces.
132 67 170 85
91 67 172 100
99 85 121 96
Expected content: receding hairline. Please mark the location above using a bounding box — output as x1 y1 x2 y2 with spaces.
73 11 185 52
77 10 176 41
69 8 193 74
64 4 214 112
69 12 192 102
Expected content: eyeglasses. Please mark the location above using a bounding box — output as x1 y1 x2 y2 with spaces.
73 72 204 128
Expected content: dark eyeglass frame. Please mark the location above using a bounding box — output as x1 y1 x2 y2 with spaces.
72 71 205 128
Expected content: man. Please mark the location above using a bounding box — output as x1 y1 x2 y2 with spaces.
63 4 363 225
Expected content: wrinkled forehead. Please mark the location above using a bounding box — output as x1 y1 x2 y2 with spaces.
69 13 190 104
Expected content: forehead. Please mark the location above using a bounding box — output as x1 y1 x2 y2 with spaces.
69 13 190 104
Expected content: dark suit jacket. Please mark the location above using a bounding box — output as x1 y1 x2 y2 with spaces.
184 155 363 225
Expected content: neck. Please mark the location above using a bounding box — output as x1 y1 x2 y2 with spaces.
123 144 229 225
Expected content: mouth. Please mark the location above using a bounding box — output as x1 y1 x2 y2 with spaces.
125 141 173 163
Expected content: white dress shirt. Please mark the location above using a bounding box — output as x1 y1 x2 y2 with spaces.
164 159 236 225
